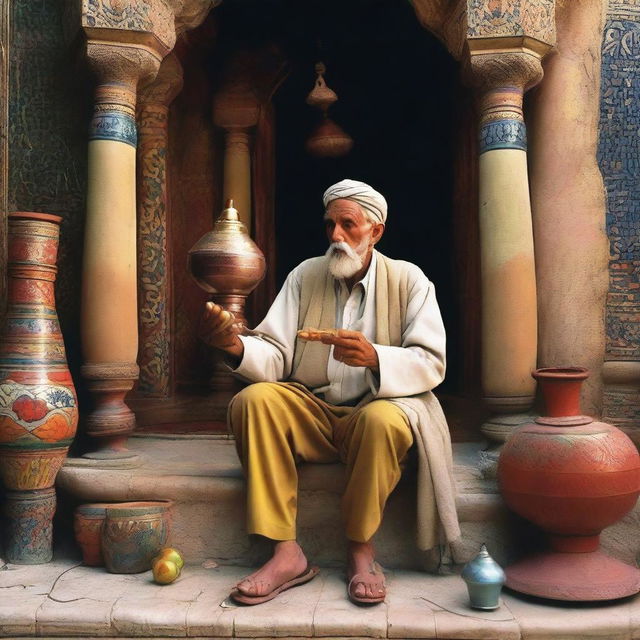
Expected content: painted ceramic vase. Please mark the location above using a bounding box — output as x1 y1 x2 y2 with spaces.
101 500 173 574
0 212 79 563
498 367 640 601
73 502 113 566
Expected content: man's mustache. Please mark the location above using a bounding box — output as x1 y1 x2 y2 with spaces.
326 242 359 260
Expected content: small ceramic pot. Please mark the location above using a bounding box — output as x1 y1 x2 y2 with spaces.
73 502 113 566
101 500 172 574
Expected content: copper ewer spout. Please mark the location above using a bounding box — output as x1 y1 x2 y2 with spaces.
188 199 266 296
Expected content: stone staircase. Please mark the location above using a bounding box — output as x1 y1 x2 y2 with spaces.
55 435 640 569
56 436 513 570
1 435 639 639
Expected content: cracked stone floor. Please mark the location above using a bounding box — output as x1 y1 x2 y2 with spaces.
1 557 640 639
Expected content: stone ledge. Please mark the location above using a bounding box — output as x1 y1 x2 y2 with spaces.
1 560 640 640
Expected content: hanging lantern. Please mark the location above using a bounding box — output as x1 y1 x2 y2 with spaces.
305 62 353 158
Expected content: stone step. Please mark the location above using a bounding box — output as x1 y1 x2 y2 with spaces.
56 436 640 571
2 557 640 640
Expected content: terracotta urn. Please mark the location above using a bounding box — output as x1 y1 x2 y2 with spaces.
497 367 640 600
0 212 79 563
101 500 173 574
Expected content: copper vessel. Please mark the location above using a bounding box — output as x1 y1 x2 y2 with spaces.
188 199 266 328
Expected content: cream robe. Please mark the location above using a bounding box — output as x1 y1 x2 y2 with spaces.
232 250 461 552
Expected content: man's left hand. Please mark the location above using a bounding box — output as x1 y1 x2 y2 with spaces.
319 330 379 372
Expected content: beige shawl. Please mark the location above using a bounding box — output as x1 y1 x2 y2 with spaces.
290 253 461 552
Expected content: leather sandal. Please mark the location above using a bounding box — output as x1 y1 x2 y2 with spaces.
230 565 320 605
347 561 386 605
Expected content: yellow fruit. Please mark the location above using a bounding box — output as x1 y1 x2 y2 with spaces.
157 547 184 570
152 558 180 585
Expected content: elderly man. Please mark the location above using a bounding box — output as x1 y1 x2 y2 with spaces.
202 179 459 606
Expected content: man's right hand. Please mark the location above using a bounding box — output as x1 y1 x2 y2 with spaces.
199 302 244 359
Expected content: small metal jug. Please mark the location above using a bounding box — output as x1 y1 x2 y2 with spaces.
461 544 505 610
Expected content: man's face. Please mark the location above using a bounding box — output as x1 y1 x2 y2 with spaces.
324 200 375 279
324 199 373 254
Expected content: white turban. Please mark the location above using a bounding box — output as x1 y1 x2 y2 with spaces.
322 179 388 225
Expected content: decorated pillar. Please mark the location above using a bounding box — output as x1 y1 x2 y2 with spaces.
465 4 555 444
78 1 176 461
213 85 260 233
136 53 184 397
81 49 159 461
472 62 540 442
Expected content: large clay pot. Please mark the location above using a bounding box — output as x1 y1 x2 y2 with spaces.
0 212 79 563
498 367 640 600
101 500 173 574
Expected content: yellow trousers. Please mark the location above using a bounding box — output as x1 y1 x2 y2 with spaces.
229 381 413 542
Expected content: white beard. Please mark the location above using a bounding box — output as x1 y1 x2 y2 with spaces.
326 240 367 279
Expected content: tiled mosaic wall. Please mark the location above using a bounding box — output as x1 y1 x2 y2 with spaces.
598 0 640 425
8 0 89 371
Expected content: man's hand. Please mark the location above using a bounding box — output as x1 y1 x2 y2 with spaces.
319 329 379 372
199 302 244 359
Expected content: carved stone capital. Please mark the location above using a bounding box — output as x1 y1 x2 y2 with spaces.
81 0 176 60
139 52 184 108
86 41 161 89
213 85 260 130
468 50 544 93
86 44 161 147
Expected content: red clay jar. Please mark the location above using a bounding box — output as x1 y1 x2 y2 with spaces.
497 367 640 601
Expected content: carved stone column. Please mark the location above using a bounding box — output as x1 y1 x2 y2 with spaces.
76 0 180 461
81 46 160 462
136 53 184 397
213 85 260 233
469 48 551 444
460 0 556 445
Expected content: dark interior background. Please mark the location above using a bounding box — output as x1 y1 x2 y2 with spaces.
213 0 461 392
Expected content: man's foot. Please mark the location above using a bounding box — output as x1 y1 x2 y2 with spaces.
347 540 386 605
231 540 319 605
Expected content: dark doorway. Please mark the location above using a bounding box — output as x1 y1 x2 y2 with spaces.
270 1 461 394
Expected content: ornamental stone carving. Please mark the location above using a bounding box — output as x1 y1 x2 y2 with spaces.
82 0 176 60
411 0 556 63
466 0 555 44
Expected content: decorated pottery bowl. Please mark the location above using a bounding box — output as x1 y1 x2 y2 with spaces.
100 500 173 574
